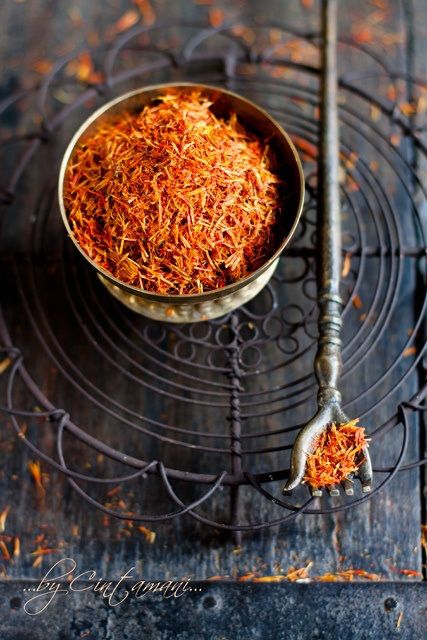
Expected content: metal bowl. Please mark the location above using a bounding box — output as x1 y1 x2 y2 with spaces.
58 83 304 322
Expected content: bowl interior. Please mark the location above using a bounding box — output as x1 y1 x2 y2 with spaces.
59 83 305 303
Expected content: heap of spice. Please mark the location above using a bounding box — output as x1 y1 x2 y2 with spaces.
64 90 282 295
304 419 368 490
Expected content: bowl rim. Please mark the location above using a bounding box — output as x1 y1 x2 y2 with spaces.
58 81 305 303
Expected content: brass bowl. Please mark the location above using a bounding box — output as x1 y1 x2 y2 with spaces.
58 83 304 322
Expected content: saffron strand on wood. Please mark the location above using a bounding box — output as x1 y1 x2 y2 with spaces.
303 419 369 490
64 89 283 295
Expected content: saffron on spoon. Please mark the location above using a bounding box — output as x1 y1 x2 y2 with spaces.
304 419 369 490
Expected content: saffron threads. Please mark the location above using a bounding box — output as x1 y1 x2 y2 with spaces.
64 90 283 295
209 565 383 582
316 569 380 582
304 419 368 489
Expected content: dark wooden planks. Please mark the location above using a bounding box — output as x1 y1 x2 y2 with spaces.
0 0 425 603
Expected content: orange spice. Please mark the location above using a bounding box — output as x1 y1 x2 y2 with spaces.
0 506 10 533
421 524 427 554
28 460 46 505
402 346 417 358
113 9 139 33
237 562 312 582
207 564 387 583
137 525 156 544
315 569 380 582
64 90 282 295
13 537 20 558
237 572 257 582
105 485 122 498
341 253 351 278
209 7 225 27
133 0 156 25
30 546 59 557
0 540 11 561
304 419 368 490
0 358 12 375
397 568 422 577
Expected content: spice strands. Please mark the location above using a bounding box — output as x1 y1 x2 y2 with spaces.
304 419 368 490
64 90 282 295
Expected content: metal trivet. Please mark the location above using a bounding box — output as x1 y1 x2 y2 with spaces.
1 15 427 541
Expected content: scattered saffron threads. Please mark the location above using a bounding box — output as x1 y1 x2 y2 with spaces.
352 294 363 309
283 562 313 582
315 569 381 582
397 568 422 578
13 537 20 558
0 540 11 561
237 572 256 581
0 506 10 533
0 357 12 375
234 563 313 583
291 135 318 160
27 460 46 504
304 419 369 490
341 252 351 278
388 563 423 578
105 485 122 498
64 90 282 295
30 546 56 556
402 346 417 358
138 525 156 544
251 575 290 583
396 612 403 629
209 7 225 27
352 25 374 44
66 52 103 84
399 101 418 117
133 0 156 26
421 524 427 554
209 564 384 583
258 562 312 582
111 10 139 35
370 104 381 122
33 58 54 75
30 545 59 558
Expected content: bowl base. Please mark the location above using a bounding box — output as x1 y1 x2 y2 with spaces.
98 260 278 323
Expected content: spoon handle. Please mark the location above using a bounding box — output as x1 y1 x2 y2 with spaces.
315 0 344 408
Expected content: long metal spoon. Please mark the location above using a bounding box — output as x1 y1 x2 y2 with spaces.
284 0 373 497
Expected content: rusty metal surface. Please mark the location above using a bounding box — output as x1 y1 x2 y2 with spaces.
1 581 426 640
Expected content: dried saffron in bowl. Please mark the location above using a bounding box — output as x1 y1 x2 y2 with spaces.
304 419 369 490
63 89 283 295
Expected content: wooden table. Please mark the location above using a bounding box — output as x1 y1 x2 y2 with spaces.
1 0 426 637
